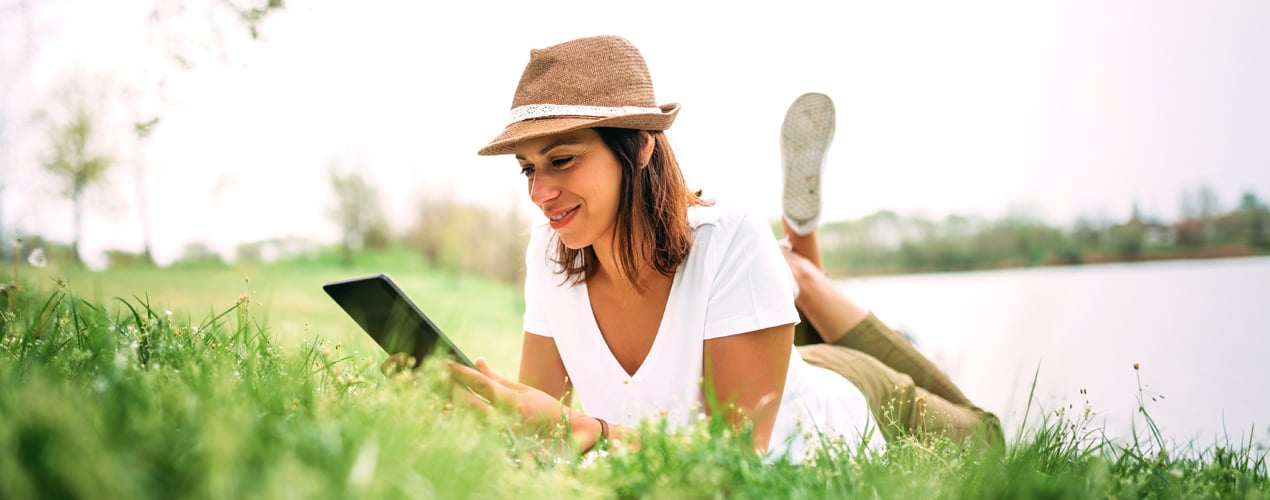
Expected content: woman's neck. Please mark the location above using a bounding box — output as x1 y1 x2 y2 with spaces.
591 235 655 295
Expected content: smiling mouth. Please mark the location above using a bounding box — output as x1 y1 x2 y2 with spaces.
549 207 577 221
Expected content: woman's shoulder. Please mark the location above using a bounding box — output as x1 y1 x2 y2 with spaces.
689 202 774 243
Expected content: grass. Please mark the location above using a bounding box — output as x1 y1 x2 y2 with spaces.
41 246 526 373
2 254 1268 499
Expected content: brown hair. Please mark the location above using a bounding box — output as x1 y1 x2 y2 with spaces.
551 128 706 292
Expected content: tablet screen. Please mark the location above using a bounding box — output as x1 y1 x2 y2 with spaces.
323 274 474 368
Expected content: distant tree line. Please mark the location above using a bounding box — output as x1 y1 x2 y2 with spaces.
323 167 528 287
27 167 1265 286
1 0 285 265
816 187 1270 277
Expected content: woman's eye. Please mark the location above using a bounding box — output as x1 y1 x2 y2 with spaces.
551 157 573 168
519 166 535 177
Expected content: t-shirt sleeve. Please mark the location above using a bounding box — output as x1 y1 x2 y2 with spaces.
703 212 800 340
522 225 552 337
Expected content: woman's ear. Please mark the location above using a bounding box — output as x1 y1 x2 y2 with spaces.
638 130 655 168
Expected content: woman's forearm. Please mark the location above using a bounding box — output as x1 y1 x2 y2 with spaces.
568 412 605 452
568 411 634 453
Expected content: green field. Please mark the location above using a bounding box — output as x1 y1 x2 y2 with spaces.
2 252 1267 498
41 248 526 374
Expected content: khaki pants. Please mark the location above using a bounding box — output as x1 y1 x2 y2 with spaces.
795 312 1003 447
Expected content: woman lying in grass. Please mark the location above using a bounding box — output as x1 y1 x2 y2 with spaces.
449 35 1002 461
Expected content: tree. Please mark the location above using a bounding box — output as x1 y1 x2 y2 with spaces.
326 162 388 266
122 0 285 263
1108 218 1146 261
1239 191 1268 249
405 193 529 285
129 111 160 263
1197 185 1222 220
40 96 113 264
3 0 285 261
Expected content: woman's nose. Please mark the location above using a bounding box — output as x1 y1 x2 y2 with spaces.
529 173 559 206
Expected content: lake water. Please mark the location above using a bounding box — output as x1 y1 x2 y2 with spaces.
839 256 1270 448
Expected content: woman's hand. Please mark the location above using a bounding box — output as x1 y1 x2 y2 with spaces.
447 358 569 435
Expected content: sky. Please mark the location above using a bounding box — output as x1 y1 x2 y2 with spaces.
3 0 1269 266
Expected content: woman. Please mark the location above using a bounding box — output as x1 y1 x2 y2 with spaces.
449 35 1001 460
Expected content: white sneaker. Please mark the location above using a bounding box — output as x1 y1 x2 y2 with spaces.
780 92 835 236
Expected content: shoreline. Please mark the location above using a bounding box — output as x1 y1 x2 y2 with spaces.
830 249 1270 279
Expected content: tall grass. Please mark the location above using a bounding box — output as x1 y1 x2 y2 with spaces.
1 277 1267 499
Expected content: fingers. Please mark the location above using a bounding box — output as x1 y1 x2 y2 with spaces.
476 358 499 378
476 358 520 388
449 360 566 437
458 386 494 414
442 361 498 414
448 361 501 403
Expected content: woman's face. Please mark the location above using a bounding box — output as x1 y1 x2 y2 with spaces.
515 128 622 250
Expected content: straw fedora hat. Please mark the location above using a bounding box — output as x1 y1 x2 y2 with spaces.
478 35 680 156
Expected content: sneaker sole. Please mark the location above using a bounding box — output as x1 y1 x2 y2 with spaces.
781 93 835 232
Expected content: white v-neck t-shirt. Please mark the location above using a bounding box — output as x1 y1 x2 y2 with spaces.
523 204 884 460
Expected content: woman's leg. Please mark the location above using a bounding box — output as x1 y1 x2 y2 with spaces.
781 227 866 344
782 218 825 273
784 245 975 407
779 92 1001 445
797 343 1003 446
786 243 1002 446
789 275 1003 446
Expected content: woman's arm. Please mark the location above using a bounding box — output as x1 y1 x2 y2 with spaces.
703 323 795 452
518 332 572 405
452 324 794 455
449 358 616 453
518 333 630 452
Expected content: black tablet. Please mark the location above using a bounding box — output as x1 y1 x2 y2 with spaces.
323 274 475 369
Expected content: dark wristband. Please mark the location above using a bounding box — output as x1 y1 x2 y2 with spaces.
593 416 610 451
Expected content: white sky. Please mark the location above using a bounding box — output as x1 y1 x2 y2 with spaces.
3 0 1269 266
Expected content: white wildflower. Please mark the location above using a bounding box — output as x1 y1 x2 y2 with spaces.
27 248 47 268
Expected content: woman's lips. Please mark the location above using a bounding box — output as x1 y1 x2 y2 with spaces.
548 206 579 230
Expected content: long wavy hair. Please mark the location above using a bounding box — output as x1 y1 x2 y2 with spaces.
551 128 707 292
